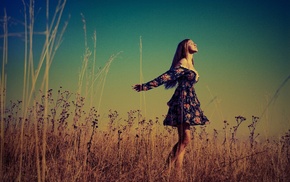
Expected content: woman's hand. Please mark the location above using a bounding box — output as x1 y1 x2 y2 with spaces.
132 84 143 92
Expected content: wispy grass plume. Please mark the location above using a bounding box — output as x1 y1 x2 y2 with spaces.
260 74 290 119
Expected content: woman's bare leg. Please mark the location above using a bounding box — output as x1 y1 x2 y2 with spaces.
166 123 191 174
175 124 191 170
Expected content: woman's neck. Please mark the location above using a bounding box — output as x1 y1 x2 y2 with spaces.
186 54 194 66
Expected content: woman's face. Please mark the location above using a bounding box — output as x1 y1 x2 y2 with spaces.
187 40 198 53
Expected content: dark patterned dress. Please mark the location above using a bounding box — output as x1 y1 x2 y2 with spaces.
142 66 209 126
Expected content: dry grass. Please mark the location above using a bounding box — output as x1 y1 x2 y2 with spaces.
2 92 290 181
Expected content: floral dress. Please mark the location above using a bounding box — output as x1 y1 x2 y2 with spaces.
141 66 209 126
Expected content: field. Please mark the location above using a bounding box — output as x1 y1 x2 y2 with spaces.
2 94 290 181
1 1 290 181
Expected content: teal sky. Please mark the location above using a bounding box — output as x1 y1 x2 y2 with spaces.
1 0 290 138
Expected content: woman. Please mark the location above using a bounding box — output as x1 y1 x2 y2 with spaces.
133 39 209 175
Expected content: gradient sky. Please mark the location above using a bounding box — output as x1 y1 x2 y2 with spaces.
1 0 290 138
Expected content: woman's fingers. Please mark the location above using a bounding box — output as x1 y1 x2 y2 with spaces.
132 84 142 92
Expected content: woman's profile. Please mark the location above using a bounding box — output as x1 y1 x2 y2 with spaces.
133 39 209 177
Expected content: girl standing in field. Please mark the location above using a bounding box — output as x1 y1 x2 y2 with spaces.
133 39 209 175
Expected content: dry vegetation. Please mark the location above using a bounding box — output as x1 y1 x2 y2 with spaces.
1 1 290 181
2 94 290 181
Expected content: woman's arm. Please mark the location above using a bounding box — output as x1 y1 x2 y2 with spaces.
132 66 184 92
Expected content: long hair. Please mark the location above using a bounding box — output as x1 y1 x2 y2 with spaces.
164 39 193 89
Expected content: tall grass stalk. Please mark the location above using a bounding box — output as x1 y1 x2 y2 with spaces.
206 85 224 121
90 31 97 108
78 13 90 97
41 0 50 180
17 0 35 179
260 74 290 119
0 9 8 180
97 52 122 112
139 36 147 118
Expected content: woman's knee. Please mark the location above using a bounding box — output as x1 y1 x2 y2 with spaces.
184 124 191 145
182 133 191 146
178 123 191 146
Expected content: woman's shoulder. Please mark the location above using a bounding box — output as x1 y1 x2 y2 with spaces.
175 58 189 70
178 58 187 67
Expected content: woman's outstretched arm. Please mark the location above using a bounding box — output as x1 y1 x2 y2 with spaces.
132 66 185 92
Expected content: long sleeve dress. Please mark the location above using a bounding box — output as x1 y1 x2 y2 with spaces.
141 65 209 126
